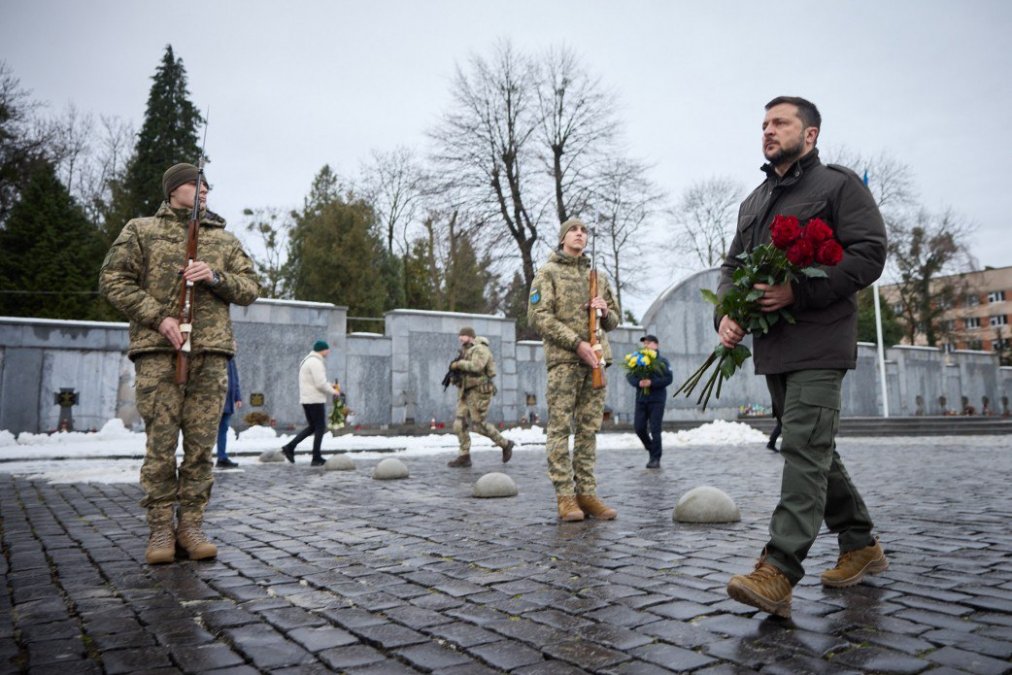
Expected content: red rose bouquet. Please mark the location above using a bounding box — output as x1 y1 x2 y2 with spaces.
673 216 843 410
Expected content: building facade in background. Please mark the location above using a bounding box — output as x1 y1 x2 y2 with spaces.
880 265 1011 357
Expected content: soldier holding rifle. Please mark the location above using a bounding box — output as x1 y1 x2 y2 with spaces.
528 218 620 522
100 158 259 565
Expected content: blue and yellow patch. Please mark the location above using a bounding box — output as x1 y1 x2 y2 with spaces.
529 288 541 304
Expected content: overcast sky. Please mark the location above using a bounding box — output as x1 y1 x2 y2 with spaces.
3 0 1010 319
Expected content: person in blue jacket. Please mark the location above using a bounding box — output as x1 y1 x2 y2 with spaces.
216 356 242 468
626 335 673 468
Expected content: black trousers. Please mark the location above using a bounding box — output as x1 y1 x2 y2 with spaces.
285 403 327 459
634 400 665 460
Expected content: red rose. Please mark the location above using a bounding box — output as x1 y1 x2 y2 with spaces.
816 239 844 266
770 214 801 249
785 238 815 267
804 217 834 243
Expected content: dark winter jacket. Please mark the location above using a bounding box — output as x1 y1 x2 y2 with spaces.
625 351 673 403
223 358 241 415
717 149 887 374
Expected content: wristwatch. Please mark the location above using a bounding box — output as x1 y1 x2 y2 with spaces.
209 271 222 287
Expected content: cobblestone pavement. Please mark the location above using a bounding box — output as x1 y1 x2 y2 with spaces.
2 437 1012 674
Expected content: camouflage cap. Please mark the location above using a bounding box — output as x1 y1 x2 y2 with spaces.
162 163 202 200
458 326 476 338
559 217 587 246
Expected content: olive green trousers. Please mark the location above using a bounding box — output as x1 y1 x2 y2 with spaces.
764 369 876 584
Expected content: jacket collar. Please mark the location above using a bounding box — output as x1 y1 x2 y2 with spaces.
549 250 590 268
155 201 226 228
760 147 821 185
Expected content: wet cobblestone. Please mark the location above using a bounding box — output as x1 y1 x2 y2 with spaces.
2 437 1011 673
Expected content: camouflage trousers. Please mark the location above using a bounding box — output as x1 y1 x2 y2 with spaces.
454 386 508 455
134 352 227 526
545 362 605 496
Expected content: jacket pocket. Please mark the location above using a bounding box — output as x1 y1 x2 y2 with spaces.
787 200 828 223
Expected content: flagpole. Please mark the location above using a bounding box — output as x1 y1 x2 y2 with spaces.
865 169 890 418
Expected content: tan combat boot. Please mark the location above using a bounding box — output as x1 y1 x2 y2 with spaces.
556 495 585 522
176 515 218 560
576 494 617 520
726 556 793 619
821 538 889 588
146 524 176 565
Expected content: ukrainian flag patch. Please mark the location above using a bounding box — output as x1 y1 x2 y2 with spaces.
530 289 540 304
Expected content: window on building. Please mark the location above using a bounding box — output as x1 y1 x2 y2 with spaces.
966 294 980 307
994 339 1008 352
987 290 1006 303
940 320 955 332
967 339 983 350
964 317 980 329
938 297 952 310
989 314 1008 327
892 302 904 315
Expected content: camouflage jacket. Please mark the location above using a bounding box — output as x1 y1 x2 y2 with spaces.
527 251 620 369
453 337 497 392
99 202 260 360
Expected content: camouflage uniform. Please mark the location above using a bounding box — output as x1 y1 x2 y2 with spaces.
528 250 619 496
99 202 260 528
452 337 509 456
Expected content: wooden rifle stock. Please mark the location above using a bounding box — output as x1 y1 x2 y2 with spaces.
174 211 200 384
588 268 606 389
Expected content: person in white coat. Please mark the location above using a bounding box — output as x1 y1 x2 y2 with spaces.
282 340 338 466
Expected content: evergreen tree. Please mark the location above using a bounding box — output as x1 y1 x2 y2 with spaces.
0 161 109 319
444 229 495 313
105 45 203 241
286 166 391 331
856 286 904 347
502 271 537 340
403 236 439 309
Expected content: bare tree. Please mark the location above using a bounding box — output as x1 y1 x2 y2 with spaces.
430 40 543 290
592 157 664 313
1 61 50 225
242 206 291 299
360 146 426 255
822 147 918 217
889 208 977 347
669 176 744 270
536 46 619 224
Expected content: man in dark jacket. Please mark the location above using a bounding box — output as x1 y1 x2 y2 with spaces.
625 334 672 469
720 97 889 619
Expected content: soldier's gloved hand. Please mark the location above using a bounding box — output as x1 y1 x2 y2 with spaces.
449 361 459 370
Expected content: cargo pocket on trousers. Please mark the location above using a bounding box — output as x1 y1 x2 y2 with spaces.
798 385 841 450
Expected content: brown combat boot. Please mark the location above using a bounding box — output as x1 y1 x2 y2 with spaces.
176 516 218 560
145 523 176 565
576 494 617 520
502 440 514 464
821 538 889 588
447 454 472 468
726 555 793 619
556 495 585 522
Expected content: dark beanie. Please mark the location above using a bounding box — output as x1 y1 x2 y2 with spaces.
458 326 476 338
559 217 586 246
162 163 201 200
313 340 330 352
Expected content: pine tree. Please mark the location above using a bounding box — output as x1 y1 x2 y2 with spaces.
104 45 203 242
286 166 393 331
444 229 495 313
0 161 109 319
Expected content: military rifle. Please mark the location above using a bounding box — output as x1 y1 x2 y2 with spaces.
441 347 465 391
588 227 606 389
174 115 210 385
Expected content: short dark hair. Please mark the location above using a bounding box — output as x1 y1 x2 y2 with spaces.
765 96 821 131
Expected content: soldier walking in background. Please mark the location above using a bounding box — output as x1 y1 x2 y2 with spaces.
447 326 515 468
99 162 260 565
528 217 621 522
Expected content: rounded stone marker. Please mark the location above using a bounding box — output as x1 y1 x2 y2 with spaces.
373 457 409 480
325 455 356 471
674 485 741 523
473 472 518 498
259 449 287 463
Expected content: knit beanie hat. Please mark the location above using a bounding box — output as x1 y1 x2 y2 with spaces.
313 340 330 352
559 217 586 247
162 163 201 200
458 326 476 338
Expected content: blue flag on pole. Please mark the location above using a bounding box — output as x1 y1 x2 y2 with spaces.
863 170 869 186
